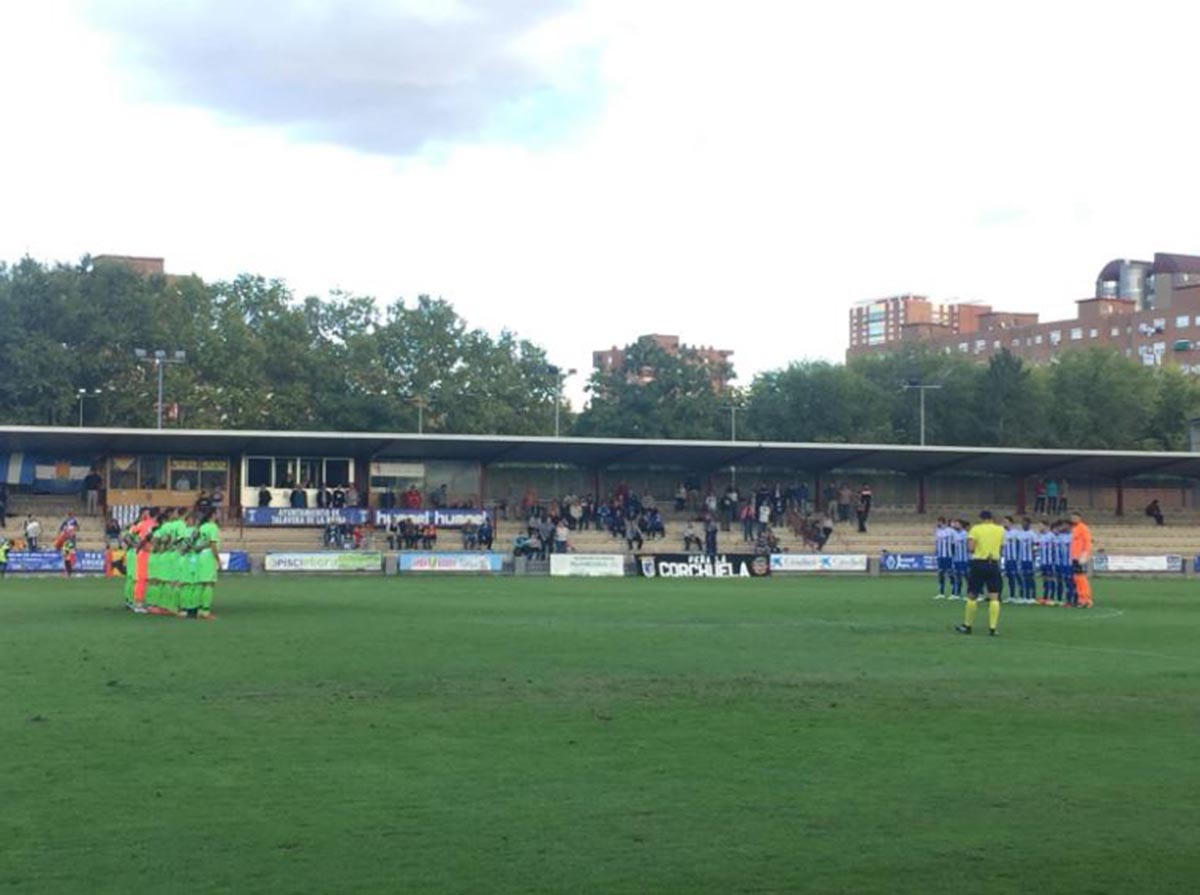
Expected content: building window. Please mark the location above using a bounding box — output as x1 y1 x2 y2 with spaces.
1011 338 1020 347
1176 315 1190 328
1153 318 1166 332
974 339 986 353
1035 335 1043 345
1070 328 1083 341
1089 328 1098 339
1111 327 1120 337
958 342 968 353
1049 330 1062 345
993 341 1001 350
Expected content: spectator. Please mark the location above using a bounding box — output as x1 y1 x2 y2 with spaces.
626 516 644 552
819 508 835 551
797 481 811 515
421 523 437 550
1045 479 1059 513
538 516 555 552
258 486 272 508
855 494 870 533
1057 479 1069 513
290 486 307 509
722 485 738 531
1146 499 1165 526
675 482 687 512
757 500 771 538
25 515 42 551
704 491 718 518
645 508 665 539
837 483 853 524
1033 478 1047 514
683 520 702 552
83 468 103 516
705 515 719 556
386 517 401 550
352 524 365 550
104 515 121 547
555 520 570 554
740 502 756 542
346 484 360 508
478 517 494 550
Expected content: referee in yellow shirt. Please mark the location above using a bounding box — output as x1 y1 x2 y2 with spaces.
956 510 1005 636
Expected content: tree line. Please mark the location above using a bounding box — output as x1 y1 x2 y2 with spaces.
1 256 1197 451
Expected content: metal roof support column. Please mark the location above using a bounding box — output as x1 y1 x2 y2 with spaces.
1016 476 1027 516
1115 478 1124 517
917 474 926 515
814 472 823 513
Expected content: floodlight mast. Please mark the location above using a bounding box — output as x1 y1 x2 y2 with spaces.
135 349 187 429
900 382 943 446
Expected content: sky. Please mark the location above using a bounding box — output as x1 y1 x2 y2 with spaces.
4 1 1200 408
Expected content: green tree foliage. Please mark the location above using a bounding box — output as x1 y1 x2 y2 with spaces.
0 258 559 435
573 336 730 439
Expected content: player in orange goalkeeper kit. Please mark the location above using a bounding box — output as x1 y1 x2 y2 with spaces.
1069 511 1093 608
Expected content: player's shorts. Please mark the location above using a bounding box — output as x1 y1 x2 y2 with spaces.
937 556 952 572
1021 561 1035 575
967 559 1003 597
1039 564 1054 577
1003 560 1018 575
954 561 969 577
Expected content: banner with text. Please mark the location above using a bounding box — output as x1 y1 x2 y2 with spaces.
397 552 505 573
636 553 771 578
770 554 869 573
244 508 371 527
879 553 939 573
220 552 252 573
1092 554 1184 573
263 551 384 573
550 554 626 577
375 509 489 529
5 550 106 573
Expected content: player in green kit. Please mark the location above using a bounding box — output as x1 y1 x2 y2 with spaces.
148 509 178 616
195 511 221 620
177 512 202 618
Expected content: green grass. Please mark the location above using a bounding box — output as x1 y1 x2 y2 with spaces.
2 574 1199 894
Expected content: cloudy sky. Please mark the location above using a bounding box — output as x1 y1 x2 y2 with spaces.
4 1 1200 406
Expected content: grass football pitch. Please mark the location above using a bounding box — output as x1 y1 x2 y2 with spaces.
2 574 1198 894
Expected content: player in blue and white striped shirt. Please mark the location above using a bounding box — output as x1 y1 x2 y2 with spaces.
1001 517 1022 603
933 517 955 599
951 519 970 599
1017 518 1037 602
1036 520 1056 602
1055 521 1076 606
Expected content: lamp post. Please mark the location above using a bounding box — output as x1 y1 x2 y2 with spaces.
552 367 577 438
900 383 942 446
76 388 102 427
411 396 427 434
135 349 187 429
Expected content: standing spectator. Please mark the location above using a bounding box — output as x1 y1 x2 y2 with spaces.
682 520 702 552
674 482 687 512
1057 479 1069 513
723 485 738 532
83 468 103 516
757 500 771 538
1145 499 1165 525
332 487 347 509
258 486 272 507
797 481 811 515
478 516 494 550
554 519 570 554
704 515 719 556
1033 478 1047 514
740 502 756 542
25 515 42 551
822 481 837 514
346 483 360 509
1045 479 1059 513
855 493 870 533
819 508 835 552
837 483 853 524
289 486 307 509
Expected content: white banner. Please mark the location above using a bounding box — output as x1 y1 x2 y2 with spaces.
550 554 626 577
370 461 425 478
1093 554 1183 573
264 552 384 573
770 553 869 572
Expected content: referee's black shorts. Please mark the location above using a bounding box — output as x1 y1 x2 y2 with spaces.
967 559 1002 597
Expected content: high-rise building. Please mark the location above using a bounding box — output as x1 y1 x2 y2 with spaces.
847 251 1200 372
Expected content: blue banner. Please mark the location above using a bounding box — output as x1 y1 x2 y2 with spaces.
879 552 939 573
5 550 106 573
220 551 252 573
376 508 489 529
242 508 371 527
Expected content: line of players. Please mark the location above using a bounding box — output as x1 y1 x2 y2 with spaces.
933 516 1092 607
121 507 221 619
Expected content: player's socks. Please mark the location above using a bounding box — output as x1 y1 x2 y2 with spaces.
964 598 978 629
988 599 1000 632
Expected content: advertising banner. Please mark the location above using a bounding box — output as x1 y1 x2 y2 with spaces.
549 554 626 577
770 554 869 573
220 552 252 573
5 550 106 573
1092 554 1183 573
397 552 505 573
263 551 384 573
879 553 939 573
636 553 771 578
243 508 371 527
375 509 489 529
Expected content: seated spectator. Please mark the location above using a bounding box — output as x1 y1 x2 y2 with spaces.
555 520 570 554
462 522 479 550
332 488 346 509
682 521 702 552
352 525 365 549
645 508 665 539
477 518 494 550
421 523 437 550
1146 499 1165 525
386 518 401 550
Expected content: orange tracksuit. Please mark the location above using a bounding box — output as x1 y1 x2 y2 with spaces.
1071 521 1093 607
